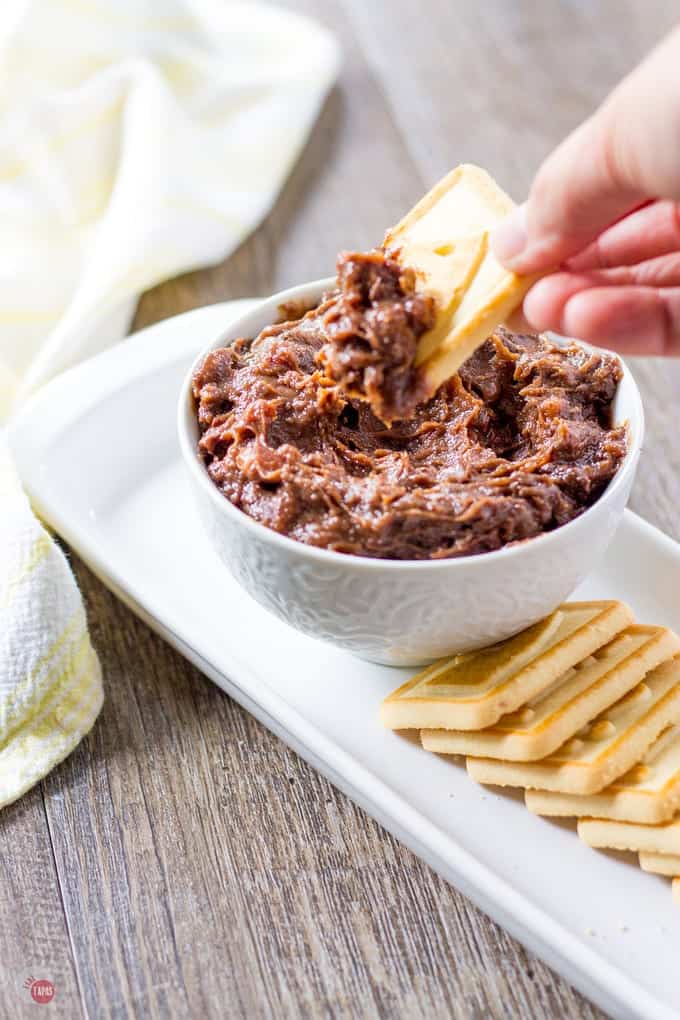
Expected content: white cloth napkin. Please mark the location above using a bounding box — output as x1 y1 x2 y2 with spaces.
0 0 339 805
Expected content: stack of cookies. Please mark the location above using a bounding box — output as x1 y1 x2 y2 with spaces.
381 601 680 905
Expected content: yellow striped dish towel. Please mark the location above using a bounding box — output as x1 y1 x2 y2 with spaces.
0 0 339 803
0 437 102 806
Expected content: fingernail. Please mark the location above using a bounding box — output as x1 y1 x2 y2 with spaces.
491 203 528 268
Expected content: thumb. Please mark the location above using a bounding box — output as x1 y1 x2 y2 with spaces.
492 26 680 274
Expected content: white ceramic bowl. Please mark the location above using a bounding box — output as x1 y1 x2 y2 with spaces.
178 277 644 666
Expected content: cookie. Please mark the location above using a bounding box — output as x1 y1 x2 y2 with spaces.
381 601 633 732
525 724 680 824
383 163 537 389
638 851 680 876
467 656 680 793
422 625 676 762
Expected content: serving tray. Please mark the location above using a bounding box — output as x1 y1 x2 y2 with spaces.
9 302 680 1020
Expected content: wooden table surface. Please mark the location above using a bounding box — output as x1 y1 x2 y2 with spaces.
3 2 680 1018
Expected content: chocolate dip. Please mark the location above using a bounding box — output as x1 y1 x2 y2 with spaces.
193 252 626 560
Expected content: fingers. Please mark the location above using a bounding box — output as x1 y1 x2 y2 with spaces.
492 27 680 274
561 288 679 355
492 115 644 273
524 273 600 329
527 254 680 311
567 200 680 270
524 277 680 355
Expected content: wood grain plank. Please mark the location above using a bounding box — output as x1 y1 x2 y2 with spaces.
0 787 83 1019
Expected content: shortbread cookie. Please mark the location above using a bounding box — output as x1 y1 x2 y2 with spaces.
383 164 536 388
381 601 632 732
525 725 680 823
578 813 680 854
467 656 680 793
639 850 680 876
422 625 676 761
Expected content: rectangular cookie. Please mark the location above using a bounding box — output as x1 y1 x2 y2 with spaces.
639 851 680 876
467 656 680 793
422 625 677 761
383 164 536 389
525 724 680 824
380 601 632 732
578 813 680 854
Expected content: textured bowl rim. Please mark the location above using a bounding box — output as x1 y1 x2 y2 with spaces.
178 276 645 572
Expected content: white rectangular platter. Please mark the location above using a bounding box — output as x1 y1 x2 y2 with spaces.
9 302 680 1020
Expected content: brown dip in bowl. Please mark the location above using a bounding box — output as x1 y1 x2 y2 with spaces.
191 253 627 561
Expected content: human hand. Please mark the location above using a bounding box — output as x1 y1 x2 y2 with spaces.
491 27 680 355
